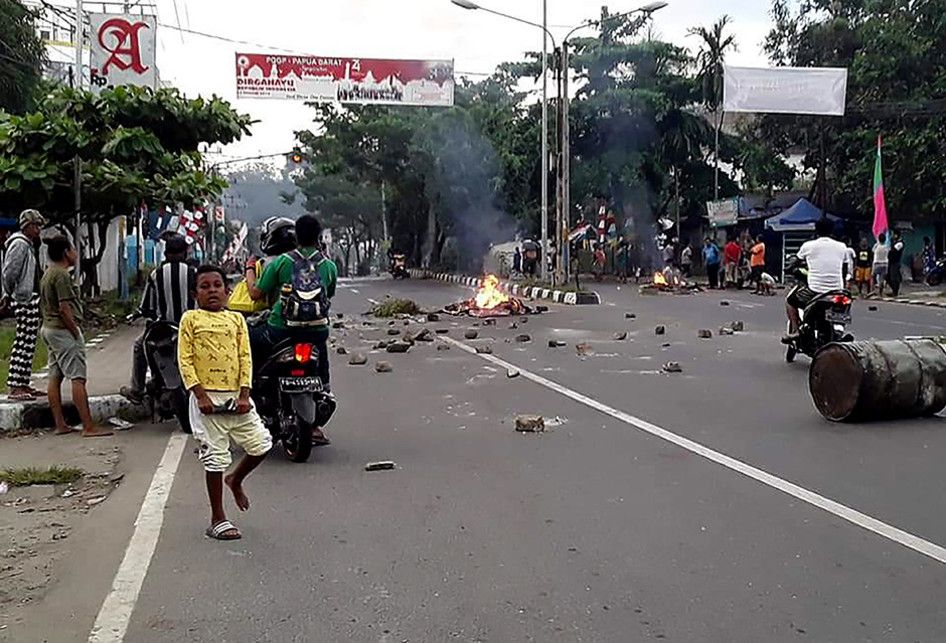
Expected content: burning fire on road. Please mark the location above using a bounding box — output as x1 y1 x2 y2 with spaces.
642 268 703 294
444 274 532 317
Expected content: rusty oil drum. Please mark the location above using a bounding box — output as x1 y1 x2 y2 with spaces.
808 339 946 422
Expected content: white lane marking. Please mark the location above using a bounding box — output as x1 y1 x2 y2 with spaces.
442 336 946 565
88 433 188 643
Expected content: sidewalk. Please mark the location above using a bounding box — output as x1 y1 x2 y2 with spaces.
0 324 147 432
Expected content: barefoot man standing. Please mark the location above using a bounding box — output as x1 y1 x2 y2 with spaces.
178 265 272 541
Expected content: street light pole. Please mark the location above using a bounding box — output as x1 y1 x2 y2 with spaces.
451 0 556 282
74 0 84 285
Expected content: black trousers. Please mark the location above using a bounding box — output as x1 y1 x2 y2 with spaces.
888 264 903 297
706 263 720 289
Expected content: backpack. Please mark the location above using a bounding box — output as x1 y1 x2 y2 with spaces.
280 250 330 327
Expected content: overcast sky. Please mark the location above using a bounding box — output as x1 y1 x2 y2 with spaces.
146 0 772 161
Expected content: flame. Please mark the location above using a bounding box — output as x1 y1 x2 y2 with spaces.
653 272 668 286
474 274 511 310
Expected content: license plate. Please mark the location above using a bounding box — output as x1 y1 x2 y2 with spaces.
279 376 322 393
825 310 851 324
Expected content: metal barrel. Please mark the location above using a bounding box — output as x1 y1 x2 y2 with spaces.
808 339 946 422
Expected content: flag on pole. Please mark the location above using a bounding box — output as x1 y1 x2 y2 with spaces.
872 135 889 240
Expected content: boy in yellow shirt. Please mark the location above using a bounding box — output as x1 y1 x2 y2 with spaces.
178 265 272 541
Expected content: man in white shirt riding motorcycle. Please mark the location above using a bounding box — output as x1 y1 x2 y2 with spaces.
783 217 851 343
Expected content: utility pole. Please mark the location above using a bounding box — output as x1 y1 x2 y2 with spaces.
380 180 389 248
74 0 84 284
560 42 571 283
540 0 548 281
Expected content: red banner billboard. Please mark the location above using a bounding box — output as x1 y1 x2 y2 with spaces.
235 53 454 106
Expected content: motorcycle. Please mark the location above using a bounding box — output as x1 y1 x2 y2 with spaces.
926 257 946 286
131 316 191 433
252 338 336 463
783 260 854 363
390 254 409 280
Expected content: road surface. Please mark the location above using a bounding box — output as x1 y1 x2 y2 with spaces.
14 277 946 642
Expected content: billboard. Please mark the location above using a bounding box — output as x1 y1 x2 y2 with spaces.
723 66 847 116
89 14 158 92
235 53 455 106
706 198 740 227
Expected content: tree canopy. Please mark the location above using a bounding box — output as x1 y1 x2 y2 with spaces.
0 0 46 114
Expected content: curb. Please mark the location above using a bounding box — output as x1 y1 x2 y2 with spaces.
0 394 151 433
874 297 946 309
408 269 601 305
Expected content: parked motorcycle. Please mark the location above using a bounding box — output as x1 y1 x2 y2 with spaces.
926 257 946 286
130 316 191 433
390 254 409 280
252 339 336 463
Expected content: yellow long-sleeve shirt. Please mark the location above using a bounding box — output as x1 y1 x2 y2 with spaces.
177 308 252 392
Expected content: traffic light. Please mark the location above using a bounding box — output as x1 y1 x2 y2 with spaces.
289 147 305 165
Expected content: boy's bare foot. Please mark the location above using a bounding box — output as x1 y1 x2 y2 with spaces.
224 474 250 511
81 427 114 438
54 426 78 435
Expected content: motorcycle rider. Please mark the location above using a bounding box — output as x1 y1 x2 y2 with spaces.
121 234 195 404
243 217 297 297
248 215 338 445
783 217 850 344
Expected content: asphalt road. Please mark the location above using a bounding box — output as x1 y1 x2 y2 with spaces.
27 277 946 642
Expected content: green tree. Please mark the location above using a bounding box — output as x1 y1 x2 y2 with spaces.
0 0 46 114
0 85 252 283
762 0 946 220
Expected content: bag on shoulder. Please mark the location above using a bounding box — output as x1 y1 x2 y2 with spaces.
280 250 330 327
227 261 269 314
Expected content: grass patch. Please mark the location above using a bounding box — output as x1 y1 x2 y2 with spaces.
0 325 49 394
0 466 84 487
372 298 421 317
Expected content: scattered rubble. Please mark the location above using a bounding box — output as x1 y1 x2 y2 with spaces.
437 344 451 351
520 317 529 324
868 305 878 311
661 342 671 348
336 346 348 355
435 328 450 335
373 340 390 350
410 328 434 343
475 345 494 355
348 353 368 366
613 331 628 341
371 298 421 318
515 334 532 343
464 329 479 340
719 327 734 336
576 342 593 356
515 415 546 433
548 340 566 348
507 369 520 379
387 328 401 336
332 321 346 330
375 361 394 373
509 322 519 330
535 305 549 313
698 329 713 339
731 320 745 332
655 325 666 335
386 341 412 354
426 313 441 322
662 361 683 373
625 312 636 319
483 319 497 326
720 301 730 306
364 461 396 472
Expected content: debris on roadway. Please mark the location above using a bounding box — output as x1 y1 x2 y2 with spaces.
475 345 494 354
576 342 593 356
719 327 734 336
515 415 546 433
548 340 566 348
515 334 532 343
663 361 683 373
375 361 394 373
655 325 666 335
371 298 421 318
731 320 745 332
349 353 368 366
443 274 532 317
364 461 396 472
613 331 628 341
386 341 412 354
464 329 479 340
507 369 520 378
698 329 713 339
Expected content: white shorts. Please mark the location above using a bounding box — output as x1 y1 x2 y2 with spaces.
190 391 272 473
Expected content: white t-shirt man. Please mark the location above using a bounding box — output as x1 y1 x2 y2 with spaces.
797 236 851 293
872 242 889 266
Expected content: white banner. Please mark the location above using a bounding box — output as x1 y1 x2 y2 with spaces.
89 14 157 93
723 66 847 116
706 198 740 227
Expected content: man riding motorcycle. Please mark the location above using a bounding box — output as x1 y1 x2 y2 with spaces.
783 217 851 344
248 215 338 446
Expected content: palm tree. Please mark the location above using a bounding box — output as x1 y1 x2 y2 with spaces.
688 16 737 200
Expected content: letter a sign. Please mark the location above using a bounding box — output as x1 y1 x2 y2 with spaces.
89 13 158 93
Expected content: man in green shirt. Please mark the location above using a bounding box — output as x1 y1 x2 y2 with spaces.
249 214 338 398
40 236 111 438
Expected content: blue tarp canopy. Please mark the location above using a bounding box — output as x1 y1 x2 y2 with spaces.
764 198 841 232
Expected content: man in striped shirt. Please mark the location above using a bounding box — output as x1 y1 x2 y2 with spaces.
121 235 196 403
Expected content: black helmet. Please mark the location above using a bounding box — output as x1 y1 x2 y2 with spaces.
260 217 296 256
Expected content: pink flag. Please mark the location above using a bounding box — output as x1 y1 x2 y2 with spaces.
872 135 888 240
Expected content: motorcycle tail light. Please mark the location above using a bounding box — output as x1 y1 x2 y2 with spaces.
294 343 313 363
832 295 851 306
